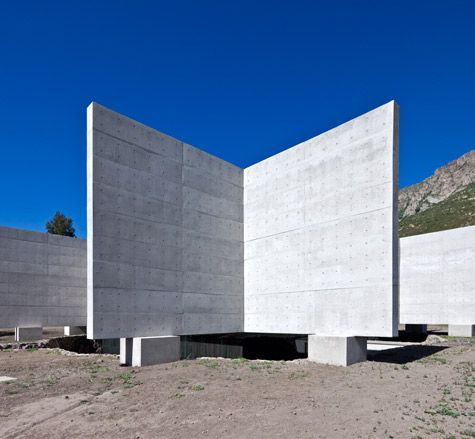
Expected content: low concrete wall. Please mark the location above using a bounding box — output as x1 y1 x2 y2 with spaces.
400 225 475 326
0 226 87 328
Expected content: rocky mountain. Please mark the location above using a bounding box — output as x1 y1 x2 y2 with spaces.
398 150 475 237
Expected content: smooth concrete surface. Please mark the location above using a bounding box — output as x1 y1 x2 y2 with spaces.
119 338 133 365
64 326 86 336
100 338 120 354
88 101 399 343
448 325 475 337
88 103 243 339
244 101 399 337
0 226 87 328
15 326 42 341
405 324 428 334
367 340 417 352
0 376 17 383
120 336 180 367
400 226 475 327
308 335 367 366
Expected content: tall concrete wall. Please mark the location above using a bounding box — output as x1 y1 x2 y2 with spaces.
400 226 475 325
87 103 243 339
89 101 399 340
243 101 399 337
0 226 86 327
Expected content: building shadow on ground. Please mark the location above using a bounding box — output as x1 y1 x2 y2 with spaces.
368 344 448 364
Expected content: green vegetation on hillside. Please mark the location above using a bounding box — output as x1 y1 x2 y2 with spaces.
399 183 475 237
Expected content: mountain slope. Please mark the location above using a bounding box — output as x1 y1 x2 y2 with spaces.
399 150 475 220
399 182 475 237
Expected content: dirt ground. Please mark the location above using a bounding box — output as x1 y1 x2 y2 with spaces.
0 338 474 439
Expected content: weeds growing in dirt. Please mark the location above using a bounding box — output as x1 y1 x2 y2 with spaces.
248 361 273 371
191 384 204 391
198 359 220 369
47 376 57 386
430 426 444 433
120 371 140 388
231 357 249 367
426 400 460 418
289 371 309 380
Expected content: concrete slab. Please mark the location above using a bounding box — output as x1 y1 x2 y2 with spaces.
88 103 244 340
0 376 17 383
308 335 367 366
244 101 399 337
448 325 475 337
0 226 86 329
120 336 180 367
15 326 42 341
400 225 475 327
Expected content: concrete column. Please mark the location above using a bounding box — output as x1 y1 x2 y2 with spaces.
308 335 367 366
64 326 86 336
15 327 42 341
448 325 475 337
120 336 180 367
405 324 428 334
120 338 133 365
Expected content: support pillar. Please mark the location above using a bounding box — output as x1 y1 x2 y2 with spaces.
64 326 86 336
448 325 475 337
120 336 180 367
405 324 428 334
308 335 367 366
15 327 42 341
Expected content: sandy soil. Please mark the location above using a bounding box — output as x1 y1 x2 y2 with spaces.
0 339 474 439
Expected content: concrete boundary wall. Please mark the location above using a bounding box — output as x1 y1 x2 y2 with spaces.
400 225 475 326
88 101 399 340
244 101 399 337
0 226 87 328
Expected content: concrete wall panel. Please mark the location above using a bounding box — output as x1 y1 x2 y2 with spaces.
89 101 398 340
244 101 399 337
400 226 475 325
88 103 244 339
0 226 87 328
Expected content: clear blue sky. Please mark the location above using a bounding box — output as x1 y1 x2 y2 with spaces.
0 1 474 238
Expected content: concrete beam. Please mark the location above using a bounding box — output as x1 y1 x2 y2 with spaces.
448 325 475 337
15 327 42 341
308 335 367 366
120 336 180 367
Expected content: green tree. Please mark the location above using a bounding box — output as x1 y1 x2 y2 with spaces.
45 211 76 237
